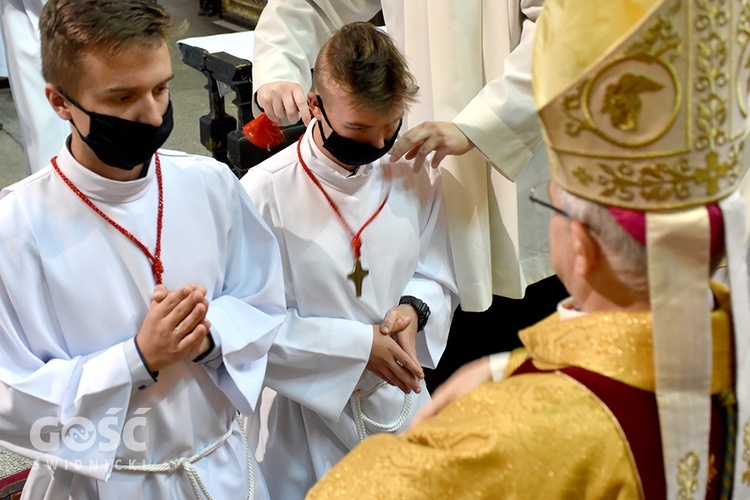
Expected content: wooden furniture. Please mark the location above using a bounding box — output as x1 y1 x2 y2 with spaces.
178 32 304 177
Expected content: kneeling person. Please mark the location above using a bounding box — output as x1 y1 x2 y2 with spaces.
241 22 459 499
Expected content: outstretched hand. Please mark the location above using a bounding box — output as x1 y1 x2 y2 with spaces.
389 121 475 169
255 81 311 126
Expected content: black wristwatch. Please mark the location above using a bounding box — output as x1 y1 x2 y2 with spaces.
399 295 430 332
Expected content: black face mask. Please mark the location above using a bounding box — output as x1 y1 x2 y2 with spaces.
61 90 174 170
316 95 401 167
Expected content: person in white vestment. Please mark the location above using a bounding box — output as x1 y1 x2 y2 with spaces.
0 0 69 174
241 22 459 499
0 25 7 77
249 0 568 390
0 1 286 498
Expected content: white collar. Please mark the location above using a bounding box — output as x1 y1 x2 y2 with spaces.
557 297 588 320
55 143 156 204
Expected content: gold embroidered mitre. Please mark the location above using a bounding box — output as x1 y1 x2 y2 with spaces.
534 1 750 498
533 0 749 210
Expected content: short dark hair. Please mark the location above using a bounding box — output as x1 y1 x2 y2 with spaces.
313 22 418 114
40 0 174 92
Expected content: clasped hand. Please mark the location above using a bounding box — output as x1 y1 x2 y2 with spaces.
367 304 424 395
135 283 212 372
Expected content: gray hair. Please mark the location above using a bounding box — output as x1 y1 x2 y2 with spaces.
556 184 648 293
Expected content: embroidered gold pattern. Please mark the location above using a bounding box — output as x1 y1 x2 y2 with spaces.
626 3 683 60
601 73 663 131
742 419 750 484
307 286 734 499
590 144 742 203
551 0 746 208
561 2 681 144
678 451 700 499
707 453 717 491
560 56 679 148
735 0 750 117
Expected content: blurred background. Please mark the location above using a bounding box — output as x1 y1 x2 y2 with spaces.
0 0 260 187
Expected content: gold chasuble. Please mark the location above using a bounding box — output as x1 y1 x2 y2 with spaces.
307 283 733 499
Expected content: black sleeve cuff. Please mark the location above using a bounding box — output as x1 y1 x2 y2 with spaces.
254 91 265 113
192 331 216 363
134 337 159 382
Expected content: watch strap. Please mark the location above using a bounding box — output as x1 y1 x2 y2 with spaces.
398 295 430 331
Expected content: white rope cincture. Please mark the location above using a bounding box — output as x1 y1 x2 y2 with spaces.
114 413 254 500
238 411 255 500
350 381 412 442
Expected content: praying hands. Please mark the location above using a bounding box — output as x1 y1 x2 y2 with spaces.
135 283 212 372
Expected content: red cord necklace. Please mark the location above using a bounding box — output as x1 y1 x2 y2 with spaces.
297 136 390 297
51 155 165 285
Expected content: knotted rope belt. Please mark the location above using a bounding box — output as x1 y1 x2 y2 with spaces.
114 413 254 500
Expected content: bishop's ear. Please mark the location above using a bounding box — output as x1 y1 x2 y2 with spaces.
570 220 602 278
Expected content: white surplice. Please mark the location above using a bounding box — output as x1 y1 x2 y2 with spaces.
252 0 552 311
0 145 286 499
240 122 458 499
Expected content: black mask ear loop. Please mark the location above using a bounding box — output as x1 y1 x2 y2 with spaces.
315 95 336 141
56 87 89 139
315 94 356 173
57 87 82 110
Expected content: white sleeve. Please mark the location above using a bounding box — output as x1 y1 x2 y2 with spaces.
400 170 459 370
202 171 286 415
242 165 373 421
0 202 152 480
265 311 373 421
453 0 545 181
252 0 383 94
488 351 511 382
0 326 150 481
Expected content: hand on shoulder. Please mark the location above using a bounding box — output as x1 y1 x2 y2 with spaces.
389 121 475 169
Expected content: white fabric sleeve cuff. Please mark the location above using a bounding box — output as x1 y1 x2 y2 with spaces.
488 352 511 382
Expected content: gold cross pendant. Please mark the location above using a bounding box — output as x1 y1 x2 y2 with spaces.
347 259 369 297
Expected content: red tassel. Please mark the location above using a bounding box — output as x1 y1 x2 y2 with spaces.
242 113 288 150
